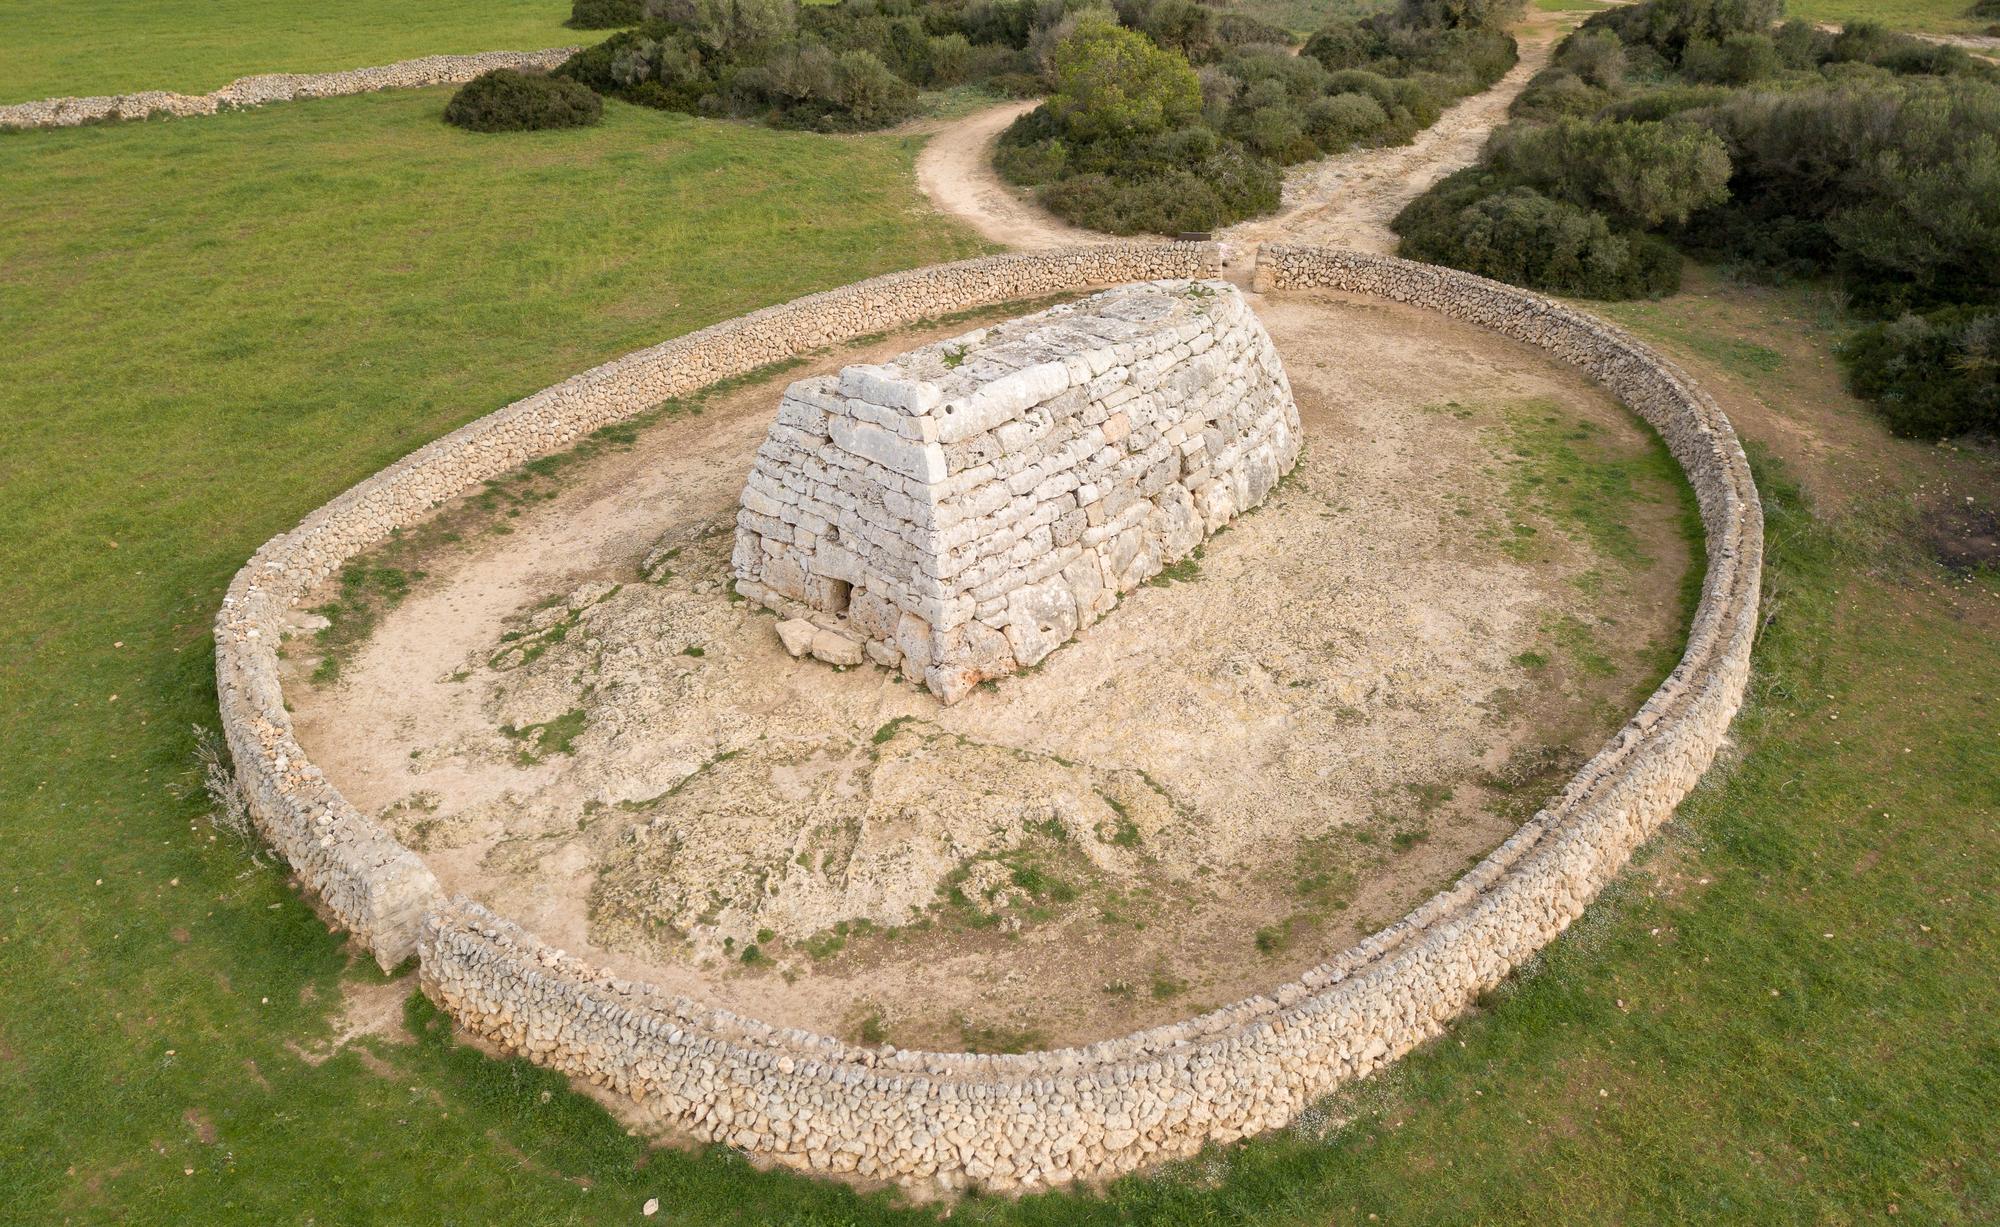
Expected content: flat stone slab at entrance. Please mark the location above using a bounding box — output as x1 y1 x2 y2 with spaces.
732 280 1303 700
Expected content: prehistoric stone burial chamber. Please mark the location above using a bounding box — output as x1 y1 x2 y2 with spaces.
730 280 1303 701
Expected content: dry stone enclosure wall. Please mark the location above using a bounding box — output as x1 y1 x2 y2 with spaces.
732 281 1302 700
216 243 1761 1191
0 47 577 131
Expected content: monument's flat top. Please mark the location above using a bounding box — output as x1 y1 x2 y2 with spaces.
834 279 1238 414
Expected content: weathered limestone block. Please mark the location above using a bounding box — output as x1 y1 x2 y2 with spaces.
733 281 1301 702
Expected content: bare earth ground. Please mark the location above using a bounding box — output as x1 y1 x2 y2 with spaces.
287 288 1692 1052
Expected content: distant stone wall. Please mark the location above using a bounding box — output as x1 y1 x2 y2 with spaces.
218 242 1760 1192
732 280 1301 701
0 47 577 131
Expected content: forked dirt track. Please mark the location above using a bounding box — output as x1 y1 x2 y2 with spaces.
912 9 1582 255
913 98 1102 249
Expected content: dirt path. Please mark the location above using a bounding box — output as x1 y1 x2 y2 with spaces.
912 98 1105 250
913 9 1582 255
1223 9 1575 253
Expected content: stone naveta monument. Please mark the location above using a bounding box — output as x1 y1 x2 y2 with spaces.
731 279 1302 700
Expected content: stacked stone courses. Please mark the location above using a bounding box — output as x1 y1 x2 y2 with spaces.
733 281 1302 700
216 243 1761 1192
0 47 576 130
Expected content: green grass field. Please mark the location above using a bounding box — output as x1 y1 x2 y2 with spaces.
1786 0 1994 35
3 73 1998 1225
0 0 581 103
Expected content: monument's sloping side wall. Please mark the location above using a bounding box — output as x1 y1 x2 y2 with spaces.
731 279 1301 700
219 243 1760 1192
0 48 578 130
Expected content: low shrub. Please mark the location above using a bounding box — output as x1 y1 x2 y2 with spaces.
1596 82 1733 122
1511 69 1611 121
444 69 604 131
1840 307 2000 438
1680 31 1779 85
1394 172 1683 298
1584 0 1783 65
1488 116 1731 228
1306 90 1390 150
1827 21 1986 76
1039 144 1278 232
568 0 645 28
1558 26 1627 91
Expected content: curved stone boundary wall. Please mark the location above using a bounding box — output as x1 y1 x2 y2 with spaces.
216 243 1760 1191
0 48 577 131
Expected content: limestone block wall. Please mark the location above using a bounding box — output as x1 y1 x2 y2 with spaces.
0 48 577 131
731 280 1301 701
217 242 1761 1193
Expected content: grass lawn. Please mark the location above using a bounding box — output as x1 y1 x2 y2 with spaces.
3 84 1999 1225
0 0 582 104
1785 0 1994 35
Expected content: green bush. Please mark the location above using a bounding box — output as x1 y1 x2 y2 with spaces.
1040 144 1279 232
1215 12 1293 50
1597 82 1733 121
1306 91 1390 150
1512 69 1611 121
831 48 917 127
443 69 604 132
1586 0 1784 64
927 33 974 85
1490 116 1731 227
1840 308 2000 438
1558 27 1627 90
569 0 645 28
1680 31 1779 85
1395 175 1683 298
1827 21 1986 76
1047 15 1203 141
1772 19 1832 69
1302 20 1378 71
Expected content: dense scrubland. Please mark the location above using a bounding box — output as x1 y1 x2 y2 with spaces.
1391 0 2000 439
994 0 1521 232
461 0 1510 232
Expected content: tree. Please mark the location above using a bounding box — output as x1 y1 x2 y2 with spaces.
1047 14 1203 141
